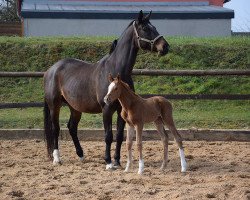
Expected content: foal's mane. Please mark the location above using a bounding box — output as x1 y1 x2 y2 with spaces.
120 80 140 98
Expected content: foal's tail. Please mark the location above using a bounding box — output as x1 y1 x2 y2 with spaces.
44 100 53 160
160 99 175 127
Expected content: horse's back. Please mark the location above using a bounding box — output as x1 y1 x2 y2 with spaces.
44 58 102 113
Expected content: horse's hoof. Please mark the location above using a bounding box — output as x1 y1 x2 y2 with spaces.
79 157 84 162
106 163 116 171
53 160 62 165
113 161 122 168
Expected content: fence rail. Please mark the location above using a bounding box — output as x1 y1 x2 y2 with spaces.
0 69 249 109
0 22 22 36
1 69 250 77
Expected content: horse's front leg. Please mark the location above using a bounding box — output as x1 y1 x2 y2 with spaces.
114 108 126 167
67 108 84 161
135 124 144 175
124 124 135 172
103 106 115 170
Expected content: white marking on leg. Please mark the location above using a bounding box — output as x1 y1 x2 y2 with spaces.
124 161 132 172
53 149 61 165
79 150 85 162
179 148 187 172
138 159 144 175
106 163 115 170
79 157 84 162
124 125 134 173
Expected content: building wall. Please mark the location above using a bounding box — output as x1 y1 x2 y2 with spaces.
23 18 231 37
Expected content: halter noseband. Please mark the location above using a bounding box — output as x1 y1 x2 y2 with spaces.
133 21 163 51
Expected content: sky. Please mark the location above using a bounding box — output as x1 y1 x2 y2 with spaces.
224 0 250 32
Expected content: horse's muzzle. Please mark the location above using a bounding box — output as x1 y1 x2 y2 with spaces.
104 96 111 105
159 43 169 56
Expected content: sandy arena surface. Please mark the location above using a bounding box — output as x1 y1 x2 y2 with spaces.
0 139 249 200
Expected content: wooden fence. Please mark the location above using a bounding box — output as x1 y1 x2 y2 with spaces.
0 69 250 109
0 22 22 36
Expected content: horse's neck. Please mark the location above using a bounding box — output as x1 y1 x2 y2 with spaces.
118 83 140 111
109 25 138 75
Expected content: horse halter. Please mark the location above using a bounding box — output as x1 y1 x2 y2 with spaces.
133 21 163 51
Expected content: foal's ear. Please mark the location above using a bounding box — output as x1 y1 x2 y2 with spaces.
108 73 114 82
138 10 143 24
144 11 152 21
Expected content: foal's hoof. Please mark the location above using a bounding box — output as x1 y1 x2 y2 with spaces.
137 170 144 175
181 163 187 173
181 167 187 173
124 167 130 173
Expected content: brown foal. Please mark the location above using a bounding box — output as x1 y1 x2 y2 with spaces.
104 74 187 174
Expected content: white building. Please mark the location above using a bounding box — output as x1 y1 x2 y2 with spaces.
18 0 234 37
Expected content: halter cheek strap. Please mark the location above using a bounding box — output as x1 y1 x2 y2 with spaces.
133 21 163 51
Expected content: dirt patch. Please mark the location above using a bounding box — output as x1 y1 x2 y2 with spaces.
0 140 249 200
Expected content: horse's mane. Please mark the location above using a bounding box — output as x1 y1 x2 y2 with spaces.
109 39 117 54
126 20 135 28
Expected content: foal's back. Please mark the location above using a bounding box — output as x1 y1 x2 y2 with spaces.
135 96 173 124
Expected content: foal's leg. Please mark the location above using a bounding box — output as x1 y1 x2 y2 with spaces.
135 124 144 174
124 124 135 172
114 107 126 167
103 105 116 170
67 107 84 161
154 119 169 171
163 110 187 172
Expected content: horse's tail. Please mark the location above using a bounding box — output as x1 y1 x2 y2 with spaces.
44 100 53 160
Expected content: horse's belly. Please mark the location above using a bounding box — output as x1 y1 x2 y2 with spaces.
64 96 102 113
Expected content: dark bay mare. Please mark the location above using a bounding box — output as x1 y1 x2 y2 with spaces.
43 11 169 169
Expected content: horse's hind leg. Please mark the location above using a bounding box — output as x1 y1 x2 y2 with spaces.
67 107 84 161
154 118 169 171
162 104 187 172
49 103 61 165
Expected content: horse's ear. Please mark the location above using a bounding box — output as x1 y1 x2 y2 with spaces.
108 73 114 82
144 11 152 21
138 10 143 24
117 73 121 82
